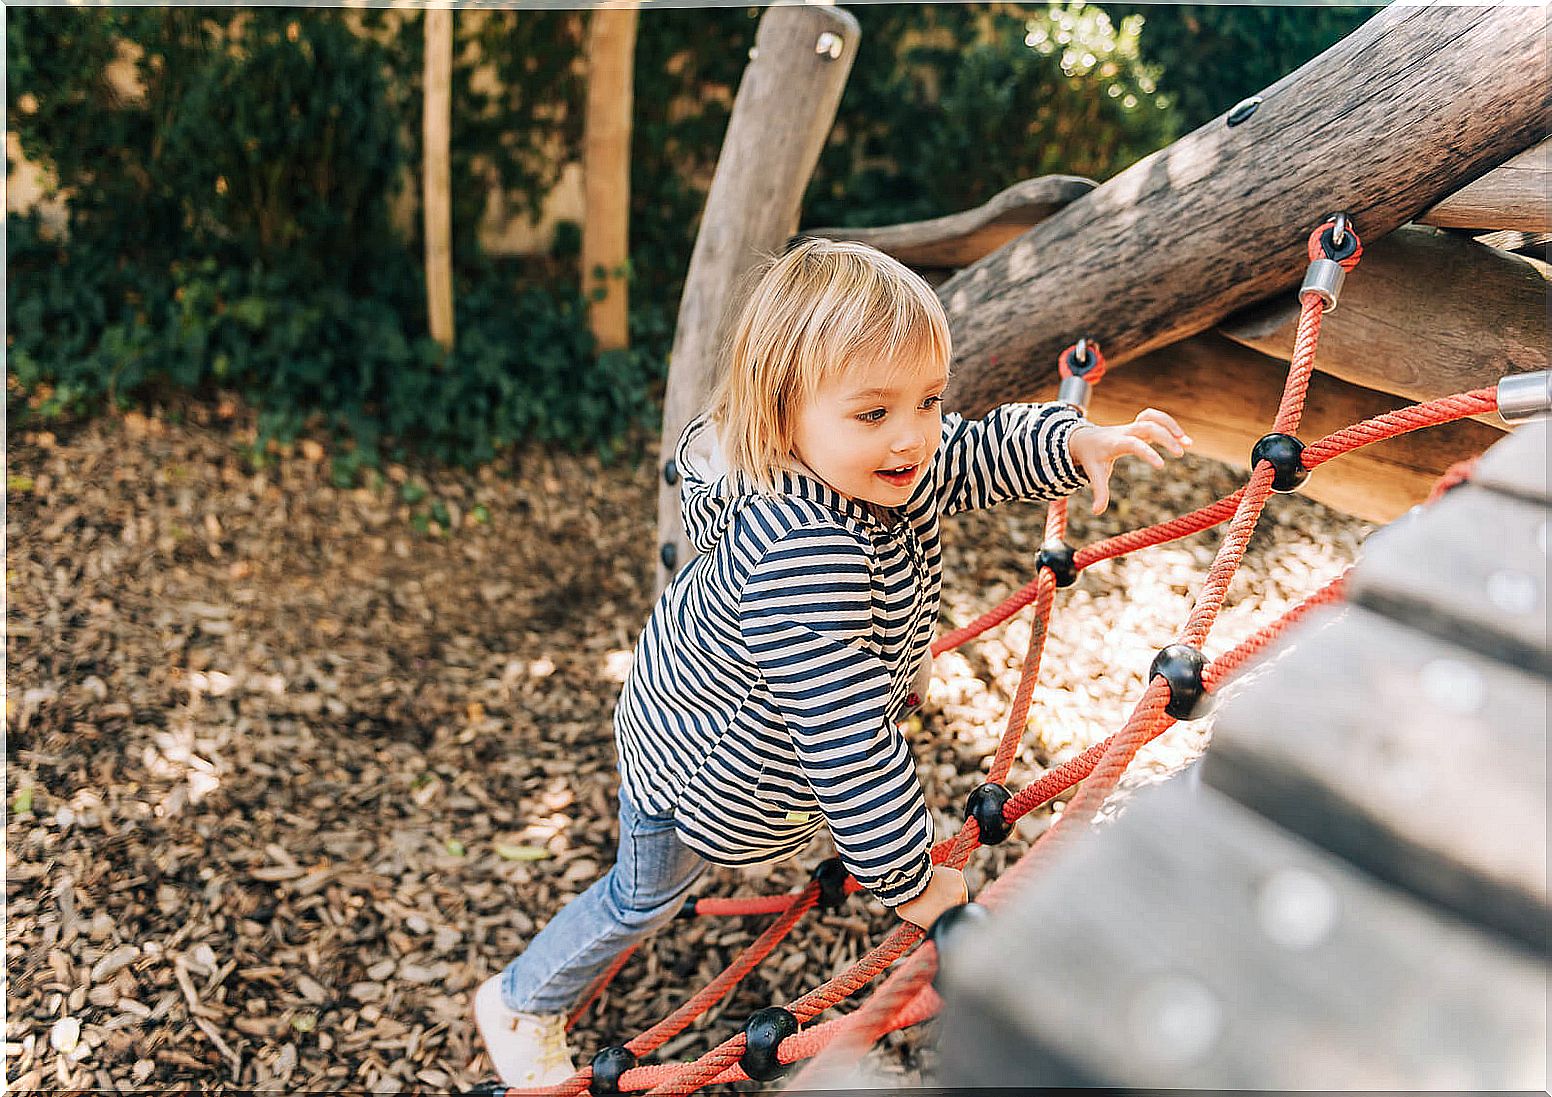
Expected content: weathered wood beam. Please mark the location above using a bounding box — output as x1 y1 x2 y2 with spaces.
1417 137 1550 234
653 7 858 594
802 175 1096 270
1218 224 1548 421
940 4 1551 418
1052 333 1506 524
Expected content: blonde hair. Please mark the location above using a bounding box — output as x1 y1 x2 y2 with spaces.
706 238 952 493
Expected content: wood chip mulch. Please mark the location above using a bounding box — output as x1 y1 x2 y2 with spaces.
5 401 1371 1093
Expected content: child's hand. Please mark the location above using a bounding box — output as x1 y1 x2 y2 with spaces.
894 865 968 930
1068 409 1192 515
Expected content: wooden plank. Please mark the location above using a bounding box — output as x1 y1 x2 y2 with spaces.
937 5 1552 417
1217 225 1548 413
937 781 1547 1090
1203 603 1547 951
1418 137 1551 233
1057 333 1506 524
652 5 858 594
1472 418 1549 504
1345 483 1550 676
801 175 1095 270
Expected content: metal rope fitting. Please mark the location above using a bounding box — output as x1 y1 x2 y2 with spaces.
589 1045 637 1095
1497 370 1551 424
1148 644 1208 720
1058 375 1093 410
740 1006 799 1081
1300 257 1346 311
966 782 1013 845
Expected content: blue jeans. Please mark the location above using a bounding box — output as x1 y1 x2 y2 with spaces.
501 783 707 1013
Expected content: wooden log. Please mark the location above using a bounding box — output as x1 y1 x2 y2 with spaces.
937 781 1547 1089
939 4 1552 418
422 8 455 351
1218 225 1547 414
1347 478 1551 677
1418 137 1551 233
581 6 638 352
652 5 858 594
1205 604 1548 952
801 175 1095 270
1050 333 1504 524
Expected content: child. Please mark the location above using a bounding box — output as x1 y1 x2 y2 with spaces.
472 239 1190 1087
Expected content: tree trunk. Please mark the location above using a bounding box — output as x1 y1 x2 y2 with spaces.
422 9 455 351
582 6 639 353
939 4 1551 417
653 5 859 594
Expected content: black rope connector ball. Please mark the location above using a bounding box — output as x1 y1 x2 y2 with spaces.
739 1006 800 1081
659 542 678 570
663 457 679 486
1251 432 1309 493
1148 643 1208 720
1036 539 1078 588
966 782 1013 845
589 1045 637 1095
812 856 850 911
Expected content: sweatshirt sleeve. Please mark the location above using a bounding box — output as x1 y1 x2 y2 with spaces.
738 526 934 907
935 402 1089 516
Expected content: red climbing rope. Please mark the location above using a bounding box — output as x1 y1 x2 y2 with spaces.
495 217 1521 1096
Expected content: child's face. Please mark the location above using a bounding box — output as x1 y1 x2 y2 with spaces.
788 354 948 507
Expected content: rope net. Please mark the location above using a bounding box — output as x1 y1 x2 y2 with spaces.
490 220 1506 1096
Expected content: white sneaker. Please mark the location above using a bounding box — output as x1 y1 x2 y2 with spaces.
471 974 577 1088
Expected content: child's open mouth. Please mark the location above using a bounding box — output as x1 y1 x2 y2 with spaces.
875 464 917 487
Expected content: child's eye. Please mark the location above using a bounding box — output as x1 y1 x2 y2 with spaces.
922 395 943 410
856 408 886 423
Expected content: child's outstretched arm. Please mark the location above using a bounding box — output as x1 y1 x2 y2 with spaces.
739 526 936 911
933 403 1088 515
932 402 1190 515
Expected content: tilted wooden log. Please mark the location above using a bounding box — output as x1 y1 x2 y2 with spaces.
1418 137 1550 234
801 175 1096 270
1218 224 1548 418
653 6 858 594
1054 333 1506 524
939 4 1552 418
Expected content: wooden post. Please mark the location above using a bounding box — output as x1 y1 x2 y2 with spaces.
937 4 1552 417
652 5 859 595
1217 224 1548 415
423 7 455 352
581 5 638 353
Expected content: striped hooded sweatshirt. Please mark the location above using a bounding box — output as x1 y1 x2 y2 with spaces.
614 402 1087 906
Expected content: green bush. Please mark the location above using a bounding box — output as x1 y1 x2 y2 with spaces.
7 9 660 468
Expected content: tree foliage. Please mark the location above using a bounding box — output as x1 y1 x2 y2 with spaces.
7 4 1356 468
